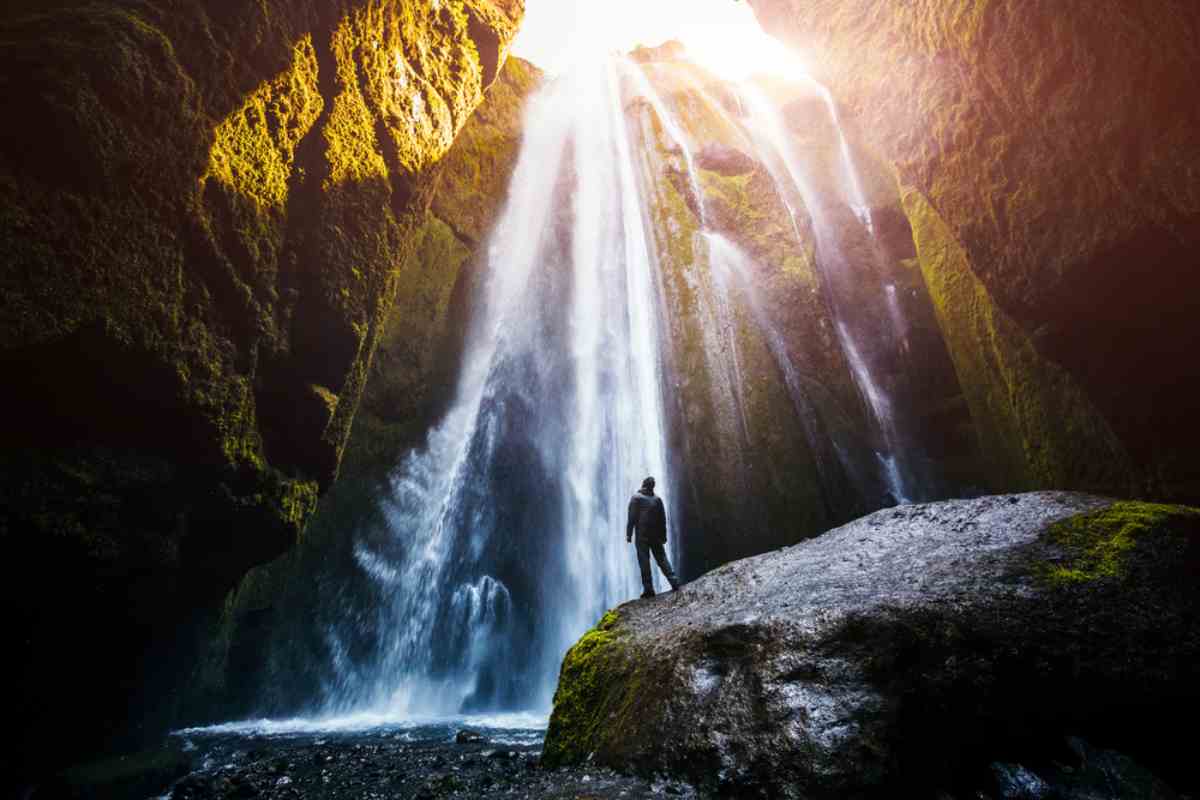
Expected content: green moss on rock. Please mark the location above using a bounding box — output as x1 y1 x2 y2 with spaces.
542 610 642 767
0 0 523 774
1040 501 1200 586
904 189 1136 495
182 55 541 723
750 0 1200 500
432 56 543 243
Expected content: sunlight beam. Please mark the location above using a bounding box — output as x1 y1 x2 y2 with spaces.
510 0 809 80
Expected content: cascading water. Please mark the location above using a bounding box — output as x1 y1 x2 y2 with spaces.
205 48 958 737
737 81 919 504
813 81 875 234
703 231 847 501
314 57 676 721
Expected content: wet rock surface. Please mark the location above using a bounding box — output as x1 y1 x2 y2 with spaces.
694 144 757 177
980 737 1187 800
543 492 1200 798
0 0 524 782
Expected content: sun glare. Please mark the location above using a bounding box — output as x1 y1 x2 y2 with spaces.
510 0 809 80
676 20 809 81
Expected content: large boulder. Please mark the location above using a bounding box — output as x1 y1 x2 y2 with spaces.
542 493 1200 797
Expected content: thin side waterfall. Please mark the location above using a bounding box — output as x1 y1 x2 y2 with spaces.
811 80 875 234
621 58 708 226
737 82 915 504
885 284 910 355
315 57 674 721
704 231 845 498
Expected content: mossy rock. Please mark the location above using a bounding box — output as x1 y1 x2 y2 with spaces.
544 493 1200 797
904 189 1136 495
179 55 542 724
1039 500 1200 586
749 0 1200 500
542 610 645 766
0 0 522 779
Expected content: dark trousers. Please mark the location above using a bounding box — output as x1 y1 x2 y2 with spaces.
636 536 679 592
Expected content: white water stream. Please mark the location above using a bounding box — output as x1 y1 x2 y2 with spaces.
314 57 676 720
202 52 937 734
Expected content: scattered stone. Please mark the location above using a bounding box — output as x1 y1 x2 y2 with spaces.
154 726 682 799
455 728 486 744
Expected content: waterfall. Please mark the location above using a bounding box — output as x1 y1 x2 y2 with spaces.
317 57 674 720
704 231 846 499
621 58 709 226
737 81 918 504
812 80 874 234
233 52 952 729
622 59 754 450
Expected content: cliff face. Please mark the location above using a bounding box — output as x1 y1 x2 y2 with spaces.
0 0 521 774
626 63 858 572
185 56 542 722
625 55 977 574
748 0 1200 500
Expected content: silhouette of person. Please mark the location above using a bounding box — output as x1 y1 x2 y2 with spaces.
626 476 681 598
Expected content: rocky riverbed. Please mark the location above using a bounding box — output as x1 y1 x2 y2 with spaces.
47 720 700 800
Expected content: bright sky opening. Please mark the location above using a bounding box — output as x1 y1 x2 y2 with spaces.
509 0 809 80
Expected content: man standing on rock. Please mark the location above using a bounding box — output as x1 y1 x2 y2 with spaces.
626 477 681 598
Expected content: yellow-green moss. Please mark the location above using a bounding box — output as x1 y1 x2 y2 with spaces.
1040 501 1200 586
277 478 320 530
698 167 816 285
542 609 642 767
903 189 1135 494
206 36 323 210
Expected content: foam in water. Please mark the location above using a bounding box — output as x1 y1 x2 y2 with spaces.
176 711 548 740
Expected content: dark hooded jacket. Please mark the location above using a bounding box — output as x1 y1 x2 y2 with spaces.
626 488 667 543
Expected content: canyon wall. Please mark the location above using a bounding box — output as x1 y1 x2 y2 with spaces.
626 55 978 574
0 0 521 775
748 0 1200 501
188 56 542 721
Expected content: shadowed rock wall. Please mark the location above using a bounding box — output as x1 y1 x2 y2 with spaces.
747 0 1200 501
0 0 521 779
187 56 543 722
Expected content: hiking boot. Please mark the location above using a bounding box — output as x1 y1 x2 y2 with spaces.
640 589 655 599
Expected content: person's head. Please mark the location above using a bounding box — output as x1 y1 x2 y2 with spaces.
641 476 656 493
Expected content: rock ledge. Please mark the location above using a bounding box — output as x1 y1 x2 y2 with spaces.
543 493 1200 797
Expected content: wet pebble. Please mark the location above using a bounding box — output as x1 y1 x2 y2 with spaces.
161 730 700 799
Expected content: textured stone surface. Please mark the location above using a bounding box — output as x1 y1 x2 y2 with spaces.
183 56 542 724
543 493 1200 797
0 0 521 779
747 0 1200 499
